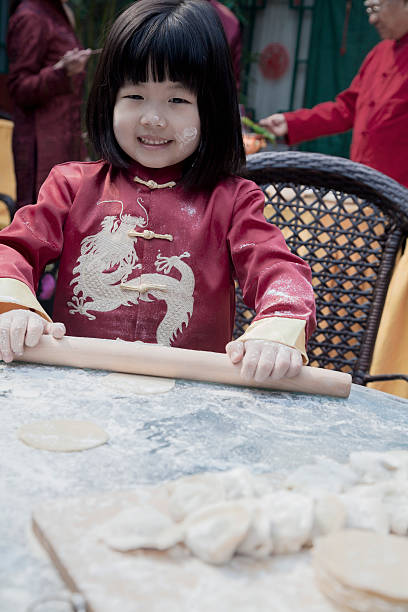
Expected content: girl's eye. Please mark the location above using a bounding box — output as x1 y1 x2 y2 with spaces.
124 94 143 100
170 97 190 104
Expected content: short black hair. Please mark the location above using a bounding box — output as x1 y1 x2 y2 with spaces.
86 0 245 191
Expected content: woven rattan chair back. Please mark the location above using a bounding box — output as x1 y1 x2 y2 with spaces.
235 151 408 385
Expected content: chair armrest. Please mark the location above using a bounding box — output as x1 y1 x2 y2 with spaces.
363 373 408 384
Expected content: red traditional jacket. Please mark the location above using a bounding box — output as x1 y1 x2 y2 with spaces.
7 0 86 208
0 161 316 356
285 33 408 187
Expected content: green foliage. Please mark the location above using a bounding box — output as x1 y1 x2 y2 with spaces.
69 0 131 114
70 0 131 50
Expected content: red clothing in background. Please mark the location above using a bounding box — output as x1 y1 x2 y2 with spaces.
209 0 242 89
285 33 408 187
7 0 86 208
0 161 315 352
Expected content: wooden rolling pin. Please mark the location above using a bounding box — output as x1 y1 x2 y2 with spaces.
16 335 352 398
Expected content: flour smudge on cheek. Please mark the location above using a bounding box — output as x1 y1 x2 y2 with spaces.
175 127 199 148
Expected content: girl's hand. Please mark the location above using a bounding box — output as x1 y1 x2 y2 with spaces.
0 310 66 363
226 339 302 383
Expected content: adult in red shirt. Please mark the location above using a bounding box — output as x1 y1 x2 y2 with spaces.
7 0 91 209
259 0 408 187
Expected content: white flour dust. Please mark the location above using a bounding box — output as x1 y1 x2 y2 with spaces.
175 127 198 146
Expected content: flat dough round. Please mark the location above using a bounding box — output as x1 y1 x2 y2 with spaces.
101 373 175 395
17 419 109 452
313 529 408 601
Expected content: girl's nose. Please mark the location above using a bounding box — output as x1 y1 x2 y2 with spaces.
140 111 166 127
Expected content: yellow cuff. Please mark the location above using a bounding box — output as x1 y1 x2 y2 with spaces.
237 317 308 364
0 278 52 322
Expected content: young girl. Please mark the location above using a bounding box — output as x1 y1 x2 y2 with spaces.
0 0 315 383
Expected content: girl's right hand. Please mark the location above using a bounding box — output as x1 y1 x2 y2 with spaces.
0 310 66 363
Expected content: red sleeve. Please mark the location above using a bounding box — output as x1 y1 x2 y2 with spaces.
283 47 378 145
228 185 316 341
0 167 74 292
7 12 72 107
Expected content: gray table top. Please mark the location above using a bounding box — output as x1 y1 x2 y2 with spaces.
1 361 407 611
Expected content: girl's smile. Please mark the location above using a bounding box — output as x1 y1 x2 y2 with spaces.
113 80 201 168
138 136 172 146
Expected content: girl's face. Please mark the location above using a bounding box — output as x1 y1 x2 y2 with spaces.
113 79 201 169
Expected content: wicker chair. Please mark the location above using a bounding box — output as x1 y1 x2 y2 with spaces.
235 151 408 385
0 193 17 224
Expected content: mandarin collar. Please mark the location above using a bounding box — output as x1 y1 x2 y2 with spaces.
126 162 183 186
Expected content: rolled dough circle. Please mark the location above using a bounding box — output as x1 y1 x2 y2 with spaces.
313 529 408 602
17 419 109 452
101 373 175 395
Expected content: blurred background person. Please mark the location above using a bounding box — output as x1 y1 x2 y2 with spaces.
7 0 91 210
208 0 242 91
7 0 91 311
259 0 408 188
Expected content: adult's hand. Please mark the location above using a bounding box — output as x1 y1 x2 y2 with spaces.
259 113 288 139
54 48 91 77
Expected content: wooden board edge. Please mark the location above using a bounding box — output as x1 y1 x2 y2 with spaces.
31 514 92 612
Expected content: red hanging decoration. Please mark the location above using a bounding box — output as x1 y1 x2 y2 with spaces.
259 43 290 80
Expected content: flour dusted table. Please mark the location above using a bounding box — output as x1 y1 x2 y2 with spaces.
1 361 407 611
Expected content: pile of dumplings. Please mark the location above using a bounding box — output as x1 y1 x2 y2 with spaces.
100 450 408 565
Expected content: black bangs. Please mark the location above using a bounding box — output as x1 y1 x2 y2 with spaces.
116 12 208 95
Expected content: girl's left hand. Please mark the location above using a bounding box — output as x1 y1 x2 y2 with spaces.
225 339 302 383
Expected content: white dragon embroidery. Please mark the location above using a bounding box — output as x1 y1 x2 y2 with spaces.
68 210 195 346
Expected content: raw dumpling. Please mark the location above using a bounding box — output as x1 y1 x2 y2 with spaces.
236 500 274 559
184 501 252 565
260 490 314 554
101 505 183 551
166 472 225 521
285 456 358 497
308 494 347 544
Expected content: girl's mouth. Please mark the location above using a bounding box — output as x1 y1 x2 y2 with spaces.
138 136 172 146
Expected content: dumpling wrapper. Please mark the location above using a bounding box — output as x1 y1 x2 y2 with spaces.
18 419 109 452
313 529 408 602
